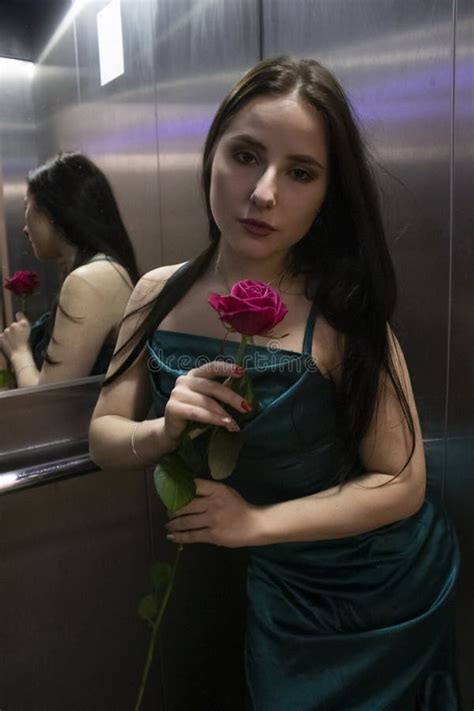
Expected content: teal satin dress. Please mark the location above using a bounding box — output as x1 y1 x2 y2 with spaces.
147 301 461 710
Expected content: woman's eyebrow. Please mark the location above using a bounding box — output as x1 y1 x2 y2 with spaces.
228 133 324 170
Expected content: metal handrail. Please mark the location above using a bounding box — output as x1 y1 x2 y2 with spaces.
0 449 100 494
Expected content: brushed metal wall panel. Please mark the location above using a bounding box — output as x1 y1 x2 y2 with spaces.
34 18 79 159
0 375 160 710
25 22 81 322
446 2 474 707
153 0 261 266
0 58 46 324
73 0 162 274
0 376 102 472
262 0 453 441
0 466 158 711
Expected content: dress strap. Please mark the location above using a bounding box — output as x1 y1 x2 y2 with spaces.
302 301 318 354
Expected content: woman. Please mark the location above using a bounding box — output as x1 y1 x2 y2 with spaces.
89 58 461 709
0 152 140 388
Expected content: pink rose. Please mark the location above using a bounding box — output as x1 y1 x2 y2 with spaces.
208 280 288 336
4 270 39 296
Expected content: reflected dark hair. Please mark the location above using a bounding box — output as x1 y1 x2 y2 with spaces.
104 56 415 486
27 151 140 364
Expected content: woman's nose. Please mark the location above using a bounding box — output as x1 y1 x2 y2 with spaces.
250 168 277 209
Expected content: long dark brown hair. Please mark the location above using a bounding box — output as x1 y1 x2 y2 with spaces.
104 56 415 486
27 151 140 365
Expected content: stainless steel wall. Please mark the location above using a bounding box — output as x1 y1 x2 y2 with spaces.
73 0 163 272
32 0 261 273
0 59 43 326
153 0 260 265
33 0 162 276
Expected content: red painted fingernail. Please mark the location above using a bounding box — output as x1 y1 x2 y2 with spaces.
234 365 245 374
241 399 253 412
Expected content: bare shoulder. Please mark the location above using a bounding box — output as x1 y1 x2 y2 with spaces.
58 268 97 308
71 258 134 290
130 261 188 305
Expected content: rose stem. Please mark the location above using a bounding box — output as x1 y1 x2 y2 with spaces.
235 334 251 368
133 544 183 711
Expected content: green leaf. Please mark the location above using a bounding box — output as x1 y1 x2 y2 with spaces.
208 427 243 480
153 452 196 512
179 431 209 472
138 594 158 625
149 562 172 593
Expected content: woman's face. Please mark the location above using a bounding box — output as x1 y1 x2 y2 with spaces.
209 93 328 262
23 192 62 260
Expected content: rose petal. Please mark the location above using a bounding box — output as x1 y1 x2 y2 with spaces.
208 279 288 336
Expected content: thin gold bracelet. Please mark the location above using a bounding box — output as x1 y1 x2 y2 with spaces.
16 363 35 376
131 421 146 464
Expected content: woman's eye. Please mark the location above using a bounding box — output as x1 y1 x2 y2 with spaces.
234 151 257 165
290 168 313 183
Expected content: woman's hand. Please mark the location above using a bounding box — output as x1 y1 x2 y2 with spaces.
0 312 31 360
163 359 251 442
165 478 262 548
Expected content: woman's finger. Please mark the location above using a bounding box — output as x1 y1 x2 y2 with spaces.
166 513 206 532
173 383 246 422
167 529 211 545
184 374 251 415
170 498 208 518
189 359 244 379
194 478 222 496
165 400 240 433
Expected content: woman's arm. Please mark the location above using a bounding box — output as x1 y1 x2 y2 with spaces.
89 269 177 470
89 264 251 472
166 329 427 547
35 269 127 385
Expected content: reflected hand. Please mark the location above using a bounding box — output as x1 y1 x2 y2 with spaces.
0 311 31 360
165 478 262 548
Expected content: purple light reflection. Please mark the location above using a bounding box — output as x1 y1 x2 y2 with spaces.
84 61 472 154
83 115 212 154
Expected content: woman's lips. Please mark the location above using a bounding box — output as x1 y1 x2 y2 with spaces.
238 219 276 237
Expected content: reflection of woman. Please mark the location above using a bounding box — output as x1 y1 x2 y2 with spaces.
0 152 140 388
90 58 461 709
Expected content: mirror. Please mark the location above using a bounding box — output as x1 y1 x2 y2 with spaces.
0 1 142 395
